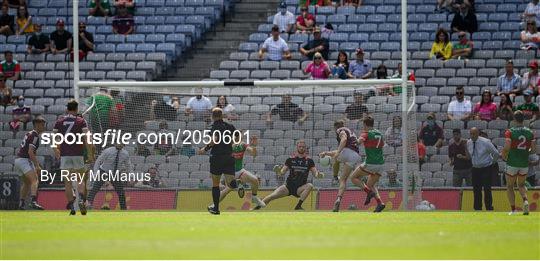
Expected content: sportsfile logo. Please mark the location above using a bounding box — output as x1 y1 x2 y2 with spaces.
40 129 252 147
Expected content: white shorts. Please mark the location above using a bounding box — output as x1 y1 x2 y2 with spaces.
14 158 35 175
360 163 384 176
235 168 250 179
337 148 361 168
60 156 85 170
506 166 528 176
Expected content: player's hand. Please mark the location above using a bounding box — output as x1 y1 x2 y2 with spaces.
273 164 284 176
318 151 327 158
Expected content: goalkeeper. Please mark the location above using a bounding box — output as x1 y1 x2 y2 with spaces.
253 140 324 210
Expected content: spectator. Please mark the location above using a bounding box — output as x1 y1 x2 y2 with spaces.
171 96 180 111
381 169 402 188
447 86 472 121
304 52 331 79
523 0 540 29
497 60 522 97
417 137 426 166
299 0 331 7
114 0 136 15
451 31 473 59
15 4 32 35
497 93 514 121
390 62 415 95
0 78 12 106
345 92 368 121
0 51 20 81
0 5 14 36
429 28 452 60
216 95 237 121
473 90 497 121
273 1 295 34
154 121 174 156
376 64 389 79
527 154 539 187
448 129 472 187
331 50 349 80
520 20 540 50
522 60 539 95
347 48 373 79
185 88 213 121
467 127 498 211
73 22 94 61
89 0 111 17
321 23 334 39
258 25 291 61
112 4 134 35
50 19 72 55
419 112 444 148
267 93 308 124
9 95 30 131
300 27 329 60
179 139 196 157
296 6 315 33
2 0 25 8
385 115 403 147
135 142 151 157
134 166 164 188
514 89 539 123
26 24 50 54
450 4 478 35
149 96 178 122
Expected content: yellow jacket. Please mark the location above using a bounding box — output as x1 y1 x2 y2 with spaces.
429 42 453 60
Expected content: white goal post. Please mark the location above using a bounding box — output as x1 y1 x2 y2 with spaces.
71 0 414 209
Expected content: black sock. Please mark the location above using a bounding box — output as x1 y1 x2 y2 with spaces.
212 186 220 211
295 200 304 209
19 199 25 207
79 193 86 202
31 196 37 203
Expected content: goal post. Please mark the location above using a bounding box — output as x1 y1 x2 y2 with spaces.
77 79 422 210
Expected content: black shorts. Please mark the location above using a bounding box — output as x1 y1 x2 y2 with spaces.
286 182 304 198
210 155 235 176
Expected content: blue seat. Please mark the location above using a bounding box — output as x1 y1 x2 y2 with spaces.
369 33 389 42
338 24 357 33
410 32 429 42
156 43 178 57
156 25 175 34
289 34 308 43
337 6 356 15
185 0 205 6
415 5 435 13
360 42 379 52
473 31 491 41
418 23 437 32
6 35 26 45
0 44 16 53
347 14 366 23
376 6 395 14
380 42 399 51
366 14 386 23
146 0 166 7
408 14 426 23
38 8 57 17
249 33 269 43
476 4 496 12
317 6 335 15
329 33 348 43
105 34 125 44
482 41 502 50
87 16 106 26
96 25 112 34
176 7 195 15
195 7 217 20
145 34 165 43
492 32 511 41
175 25 197 38
95 43 115 53
156 7 176 16
166 0 185 6
327 14 346 25
427 13 447 23
126 34 145 44
349 33 369 42
339 42 359 52
137 7 156 16
138 25 156 34
378 23 397 32
479 22 499 31
503 40 520 49
489 13 507 22
146 16 165 25
166 34 186 48
136 43 157 53
258 24 273 33
357 5 375 14
358 23 377 33
239 42 259 52
165 16 185 25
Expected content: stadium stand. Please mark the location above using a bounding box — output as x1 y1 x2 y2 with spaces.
0 0 539 190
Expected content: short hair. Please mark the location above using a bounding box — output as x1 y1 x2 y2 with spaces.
363 116 374 127
506 59 514 65
66 99 78 111
271 25 280 32
212 107 223 119
32 115 46 125
4 50 12 56
514 110 525 123
296 139 306 146
456 86 464 91
334 120 345 129
452 129 461 134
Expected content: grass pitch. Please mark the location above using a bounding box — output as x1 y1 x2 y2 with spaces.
1 211 538 259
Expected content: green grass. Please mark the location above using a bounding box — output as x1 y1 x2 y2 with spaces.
1 211 538 260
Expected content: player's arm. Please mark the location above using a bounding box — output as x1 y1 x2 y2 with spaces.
530 138 536 154
335 131 348 159
245 136 258 157
310 166 325 179
501 130 512 161
28 144 41 173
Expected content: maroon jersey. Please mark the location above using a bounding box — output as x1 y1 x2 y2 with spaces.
53 114 88 156
336 127 359 153
17 130 39 158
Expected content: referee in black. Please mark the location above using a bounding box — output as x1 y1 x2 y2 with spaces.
199 107 237 215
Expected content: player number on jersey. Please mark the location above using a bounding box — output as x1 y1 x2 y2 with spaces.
63 121 75 134
517 135 528 150
2 181 12 197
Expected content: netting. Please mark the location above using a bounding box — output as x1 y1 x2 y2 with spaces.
78 81 421 211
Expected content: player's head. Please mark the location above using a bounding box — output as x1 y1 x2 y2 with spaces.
333 120 345 130
363 115 374 128
271 25 280 38
66 99 79 114
514 110 525 124
452 129 461 141
32 115 46 133
296 140 307 155
469 127 479 141
211 107 223 121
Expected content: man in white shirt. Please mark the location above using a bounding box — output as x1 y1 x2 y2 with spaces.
186 88 213 121
447 86 472 121
273 1 295 34
259 25 291 61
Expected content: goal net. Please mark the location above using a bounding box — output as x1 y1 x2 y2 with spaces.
78 80 421 211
